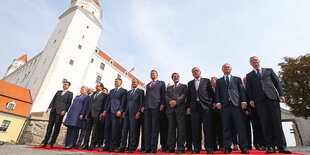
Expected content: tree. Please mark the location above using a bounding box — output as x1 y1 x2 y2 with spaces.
278 53 310 119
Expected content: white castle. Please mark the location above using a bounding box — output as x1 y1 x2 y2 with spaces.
2 0 144 113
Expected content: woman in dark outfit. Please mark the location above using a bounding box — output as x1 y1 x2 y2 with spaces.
62 86 90 149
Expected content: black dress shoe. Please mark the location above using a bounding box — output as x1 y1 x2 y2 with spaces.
261 146 266 150
165 149 175 153
255 145 263 151
219 147 224 151
127 149 135 153
177 150 185 154
150 149 157 153
78 145 88 150
98 147 109 152
108 148 115 152
224 148 232 154
241 148 249 154
88 146 95 151
161 147 168 152
61 147 72 150
116 148 125 153
266 147 276 153
186 148 193 152
192 149 200 154
207 149 214 154
248 146 253 150
278 146 292 154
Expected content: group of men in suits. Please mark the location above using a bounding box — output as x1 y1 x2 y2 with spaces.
35 56 292 154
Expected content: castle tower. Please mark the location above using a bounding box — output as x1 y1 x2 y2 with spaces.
4 54 27 77
25 0 103 112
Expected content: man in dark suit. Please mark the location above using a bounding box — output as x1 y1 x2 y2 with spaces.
101 78 127 152
79 82 107 151
35 81 73 149
118 79 144 153
165 73 187 154
246 56 291 154
187 67 215 154
142 70 166 153
215 63 249 154
210 77 223 151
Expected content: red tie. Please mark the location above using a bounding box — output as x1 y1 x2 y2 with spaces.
150 81 155 88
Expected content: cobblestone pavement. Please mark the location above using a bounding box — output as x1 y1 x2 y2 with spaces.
0 145 309 155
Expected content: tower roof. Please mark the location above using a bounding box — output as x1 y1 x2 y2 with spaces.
18 54 27 62
93 0 100 7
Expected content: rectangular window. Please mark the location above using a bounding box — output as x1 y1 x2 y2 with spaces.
0 120 11 132
96 75 102 83
100 63 105 70
69 60 74 65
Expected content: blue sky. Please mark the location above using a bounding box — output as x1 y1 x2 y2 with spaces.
0 0 309 86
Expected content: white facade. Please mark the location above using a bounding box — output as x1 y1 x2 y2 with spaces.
2 0 144 113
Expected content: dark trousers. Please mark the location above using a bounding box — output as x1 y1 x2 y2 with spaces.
191 104 214 150
96 119 105 146
242 110 252 148
76 122 87 146
65 126 80 147
250 107 265 147
160 112 168 149
42 113 64 145
83 116 101 146
212 109 223 149
232 123 238 145
105 113 121 149
144 109 161 150
120 115 130 149
128 115 141 150
167 112 186 150
185 114 192 150
140 113 145 150
221 102 248 149
256 96 286 147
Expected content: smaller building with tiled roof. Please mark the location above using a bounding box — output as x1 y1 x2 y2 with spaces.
0 80 32 143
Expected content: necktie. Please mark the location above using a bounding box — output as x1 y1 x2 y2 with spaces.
150 81 155 88
115 88 118 92
94 92 99 98
130 89 136 96
195 79 199 91
256 69 261 79
225 76 230 86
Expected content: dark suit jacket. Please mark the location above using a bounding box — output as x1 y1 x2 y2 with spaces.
246 68 284 102
215 76 247 107
144 80 166 110
187 78 215 111
104 87 127 113
87 92 107 118
165 83 187 114
125 88 144 116
48 90 73 114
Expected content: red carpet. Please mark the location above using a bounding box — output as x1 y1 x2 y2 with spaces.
28 146 304 155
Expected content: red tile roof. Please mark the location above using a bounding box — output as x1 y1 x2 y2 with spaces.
0 80 32 117
18 54 27 62
0 80 32 103
97 49 145 86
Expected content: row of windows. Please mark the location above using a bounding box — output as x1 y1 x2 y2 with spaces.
95 74 121 83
